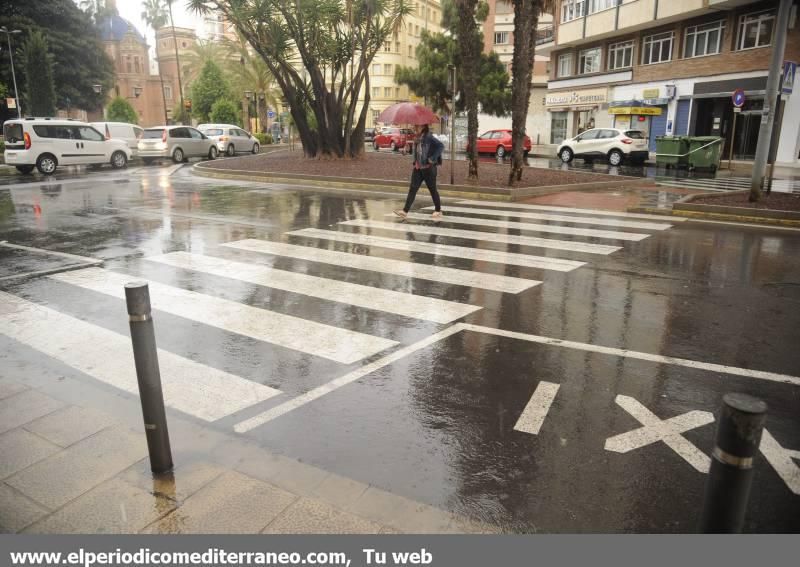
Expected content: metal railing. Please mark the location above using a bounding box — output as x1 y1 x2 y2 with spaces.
535 25 554 45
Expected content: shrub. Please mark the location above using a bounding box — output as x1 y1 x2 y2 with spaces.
106 96 138 124
209 98 240 125
254 133 272 145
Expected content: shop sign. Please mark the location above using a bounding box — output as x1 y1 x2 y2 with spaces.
609 106 663 116
545 88 607 108
642 88 660 99
6 98 16 109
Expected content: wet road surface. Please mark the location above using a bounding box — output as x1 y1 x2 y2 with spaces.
1 162 799 532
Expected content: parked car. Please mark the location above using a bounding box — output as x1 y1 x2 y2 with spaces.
467 129 531 158
556 128 649 166
90 121 144 156
2 117 131 175
373 127 415 152
137 125 218 164
197 123 259 156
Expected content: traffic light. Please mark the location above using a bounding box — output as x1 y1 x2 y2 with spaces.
184 99 192 111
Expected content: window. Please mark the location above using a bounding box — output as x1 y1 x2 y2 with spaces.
78 126 104 141
561 0 586 23
396 41 400 52
589 0 619 13
384 41 391 52
164 85 173 100
737 11 774 50
396 88 400 98
409 45 413 56
372 109 380 123
551 112 568 144
642 31 674 65
384 63 392 75
597 129 618 139
126 56 132 73
578 129 600 141
494 32 509 45
384 87 392 97
557 53 573 77
685 20 725 57
134 57 140 73
415 25 420 35
607 40 633 70
372 64 380 75
579 47 601 74
372 87 379 97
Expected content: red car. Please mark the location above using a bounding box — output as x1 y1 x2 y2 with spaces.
468 129 531 158
373 127 415 152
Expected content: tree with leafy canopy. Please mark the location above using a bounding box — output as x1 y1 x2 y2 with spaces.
181 40 226 86
1 0 114 112
190 60 232 122
209 98 240 125
106 96 138 124
20 30 56 116
79 0 119 24
187 0 412 158
141 0 170 124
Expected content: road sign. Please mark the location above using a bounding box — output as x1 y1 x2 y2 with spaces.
268 110 275 119
782 61 796 94
6 98 16 109
732 88 746 107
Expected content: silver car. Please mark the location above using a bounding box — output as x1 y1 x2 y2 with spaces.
137 125 219 164
198 124 259 156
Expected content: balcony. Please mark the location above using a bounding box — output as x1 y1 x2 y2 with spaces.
535 24 554 46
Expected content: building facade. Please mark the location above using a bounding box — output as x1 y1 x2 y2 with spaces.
540 0 800 165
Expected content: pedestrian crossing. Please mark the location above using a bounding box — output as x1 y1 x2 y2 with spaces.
0 199 685 426
656 175 800 193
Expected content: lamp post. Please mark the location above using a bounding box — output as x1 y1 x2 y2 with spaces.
447 64 457 186
244 90 253 131
1 26 23 118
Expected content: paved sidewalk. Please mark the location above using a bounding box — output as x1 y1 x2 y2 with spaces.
518 186 700 212
0 378 495 534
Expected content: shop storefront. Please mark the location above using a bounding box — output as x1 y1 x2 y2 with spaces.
545 88 609 144
609 89 669 152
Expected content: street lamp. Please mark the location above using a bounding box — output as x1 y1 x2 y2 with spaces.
0 26 23 118
130 86 142 99
92 84 103 94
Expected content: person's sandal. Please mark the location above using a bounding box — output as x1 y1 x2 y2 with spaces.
393 209 408 219
431 211 443 221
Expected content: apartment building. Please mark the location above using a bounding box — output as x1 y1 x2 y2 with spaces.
540 0 800 164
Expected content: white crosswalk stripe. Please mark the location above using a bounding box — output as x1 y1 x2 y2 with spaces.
340 220 622 255
221 239 539 294
455 200 688 222
49 267 398 364
0 291 280 422
287 228 587 271
147 252 481 324
423 206 674 230
397 213 650 241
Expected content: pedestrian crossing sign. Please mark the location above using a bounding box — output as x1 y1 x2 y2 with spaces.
783 61 796 94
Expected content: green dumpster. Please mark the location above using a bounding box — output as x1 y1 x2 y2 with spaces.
655 136 689 168
687 136 723 172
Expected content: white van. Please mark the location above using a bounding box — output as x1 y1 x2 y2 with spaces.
3 118 131 175
91 122 144 156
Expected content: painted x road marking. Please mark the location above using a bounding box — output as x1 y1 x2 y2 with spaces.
760 430 800 495
605 395 715 473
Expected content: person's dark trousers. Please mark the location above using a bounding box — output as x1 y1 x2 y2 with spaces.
404 166 442 212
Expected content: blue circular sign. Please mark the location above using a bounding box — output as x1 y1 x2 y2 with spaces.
732 89 746 108
268 110 276 119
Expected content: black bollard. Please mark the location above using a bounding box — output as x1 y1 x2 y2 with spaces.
700 393 767 533
124 282 173 474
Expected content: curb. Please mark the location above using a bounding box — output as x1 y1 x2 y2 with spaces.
670 189 800 226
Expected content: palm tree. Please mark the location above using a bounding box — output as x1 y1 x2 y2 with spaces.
224 34 281 134
141 0 169 123
166 0 186 114
181 40 225 86
80 0 118 23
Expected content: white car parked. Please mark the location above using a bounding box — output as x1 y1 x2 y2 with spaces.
556 128 650 166
3 118 131 175
91 122 144 156
197 123 259 156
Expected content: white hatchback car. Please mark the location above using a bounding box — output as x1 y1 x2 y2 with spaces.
3 118 131 175
557 128 649 166
197 124 259 156
91 122 144 156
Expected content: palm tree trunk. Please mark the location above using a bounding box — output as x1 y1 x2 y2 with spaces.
456 0 481 179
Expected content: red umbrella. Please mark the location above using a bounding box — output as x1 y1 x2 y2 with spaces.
377 102 438 126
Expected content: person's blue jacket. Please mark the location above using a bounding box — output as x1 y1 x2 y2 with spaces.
412 131 444 167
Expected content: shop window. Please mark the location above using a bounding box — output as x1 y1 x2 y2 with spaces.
561 0 586 23
494 32 509 45
642 31 673 65
607 40 633 70
737 10 774 50
685 20 725 58
579 48 601 74
550 112 568 144
557 53 574 77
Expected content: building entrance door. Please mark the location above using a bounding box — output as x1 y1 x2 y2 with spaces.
732 111 762 160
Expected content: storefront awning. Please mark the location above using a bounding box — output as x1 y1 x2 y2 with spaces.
609 106 663 116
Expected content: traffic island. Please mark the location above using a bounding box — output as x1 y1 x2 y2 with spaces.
194 151 653 201
671 190 800 226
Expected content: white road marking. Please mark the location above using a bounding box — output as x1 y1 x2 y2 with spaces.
287 229 586 272
222 239 539 294
49 268 397 364
0 241 103 265
234 324 464 432
513 381 560 435
455 200 688 222
759 429 800 495
147 252 480 324
0 291 280 421
604 395 714 473
458 324 800 387
340 220 621 255
424 206 673 230
396 213 649 241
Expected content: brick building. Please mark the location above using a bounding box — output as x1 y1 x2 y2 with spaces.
539 0 800 165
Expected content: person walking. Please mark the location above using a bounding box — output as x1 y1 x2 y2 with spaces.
394 123 445 220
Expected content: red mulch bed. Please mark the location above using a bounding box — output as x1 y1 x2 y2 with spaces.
692 192 800 211
206 150 634 189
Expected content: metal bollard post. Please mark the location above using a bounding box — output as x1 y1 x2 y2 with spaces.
125 282 173 474
700 393 767 533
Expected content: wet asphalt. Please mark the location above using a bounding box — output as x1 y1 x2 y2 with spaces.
1 161 799 533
